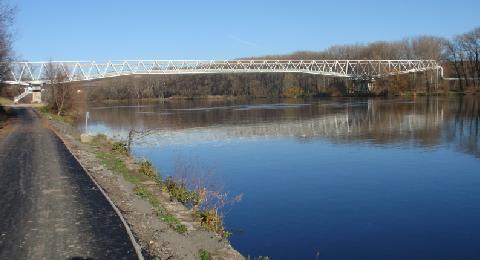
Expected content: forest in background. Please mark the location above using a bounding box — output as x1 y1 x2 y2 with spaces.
2 26 479 102
84 26 479 101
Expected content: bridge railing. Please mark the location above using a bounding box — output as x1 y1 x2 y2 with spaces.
3 60 440 85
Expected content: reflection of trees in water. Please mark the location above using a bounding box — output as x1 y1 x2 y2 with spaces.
444 96 480 158
83 97 480 158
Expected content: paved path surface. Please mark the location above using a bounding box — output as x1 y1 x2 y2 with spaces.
0 108 138 259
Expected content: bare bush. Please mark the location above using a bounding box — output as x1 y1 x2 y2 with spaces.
126 128 159 153
172 156 242 236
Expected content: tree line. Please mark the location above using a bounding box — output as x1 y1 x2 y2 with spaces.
443 27 480 90
0 6 478 103
85 27 479 101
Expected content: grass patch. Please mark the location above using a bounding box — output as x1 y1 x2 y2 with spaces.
164 177 201 206
95 150 130 177
90 135 189 234
134 186 149 199
112 142 128 155
38 105 74 124
0 96 13 106
199 249 211 260
156 210 187 234
89 134 234 237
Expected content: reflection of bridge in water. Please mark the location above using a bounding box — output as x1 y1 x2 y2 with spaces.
140 110 446 148
86 97 479 157
215 110 444 140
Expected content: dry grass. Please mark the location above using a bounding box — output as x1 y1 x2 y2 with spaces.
0 96 13 106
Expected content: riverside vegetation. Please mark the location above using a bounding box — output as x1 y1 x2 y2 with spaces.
38 106 244 259
108 136 239 238
89 132 237 238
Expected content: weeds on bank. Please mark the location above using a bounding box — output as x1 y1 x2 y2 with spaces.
199 249 211 260
139 160 159 178
38 106 74 124
194 210 232 238
112 142 128 155
89 134 237 238
164 177 201 206
91 135 188 233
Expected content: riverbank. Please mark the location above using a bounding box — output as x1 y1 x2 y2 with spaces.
88 89 477 104
39 107 243 259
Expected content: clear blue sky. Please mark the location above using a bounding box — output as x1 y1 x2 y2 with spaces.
12 0 480 61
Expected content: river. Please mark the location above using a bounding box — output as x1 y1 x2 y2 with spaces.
76 96 480 259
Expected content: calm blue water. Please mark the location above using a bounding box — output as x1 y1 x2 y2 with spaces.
80 97 480 259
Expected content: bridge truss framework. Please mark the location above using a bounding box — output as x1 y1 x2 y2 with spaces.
4 60 440 85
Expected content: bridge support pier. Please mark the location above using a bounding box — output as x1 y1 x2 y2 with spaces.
351 78 374 95
31 88 42 103
13 84 43 103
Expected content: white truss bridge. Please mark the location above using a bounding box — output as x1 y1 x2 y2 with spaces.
4 60 441 85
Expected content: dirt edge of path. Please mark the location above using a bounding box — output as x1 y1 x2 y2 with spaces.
40 111 244 260
51 121 145 260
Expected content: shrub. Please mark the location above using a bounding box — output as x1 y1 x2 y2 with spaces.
112 142 128 154
139 160 158 178
134 186 148 199
195 209 231 238
199 249 211 260
175 224 188 234
39 106 50 114
164 177 201 206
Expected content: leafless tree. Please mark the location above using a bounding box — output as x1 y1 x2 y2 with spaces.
126 127 159 153
0 1 15 85
444 39 464 90
45 62 73 116
441 27 480 89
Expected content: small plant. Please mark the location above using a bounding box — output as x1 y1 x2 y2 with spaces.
199 249 211 260
112 142 128 154
175 223 188 234
37 105 74 123
39 106 50 114
139 160 158 178
195 209 230 238
134 186 148 199
157 211 188 234
164 177 201 206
